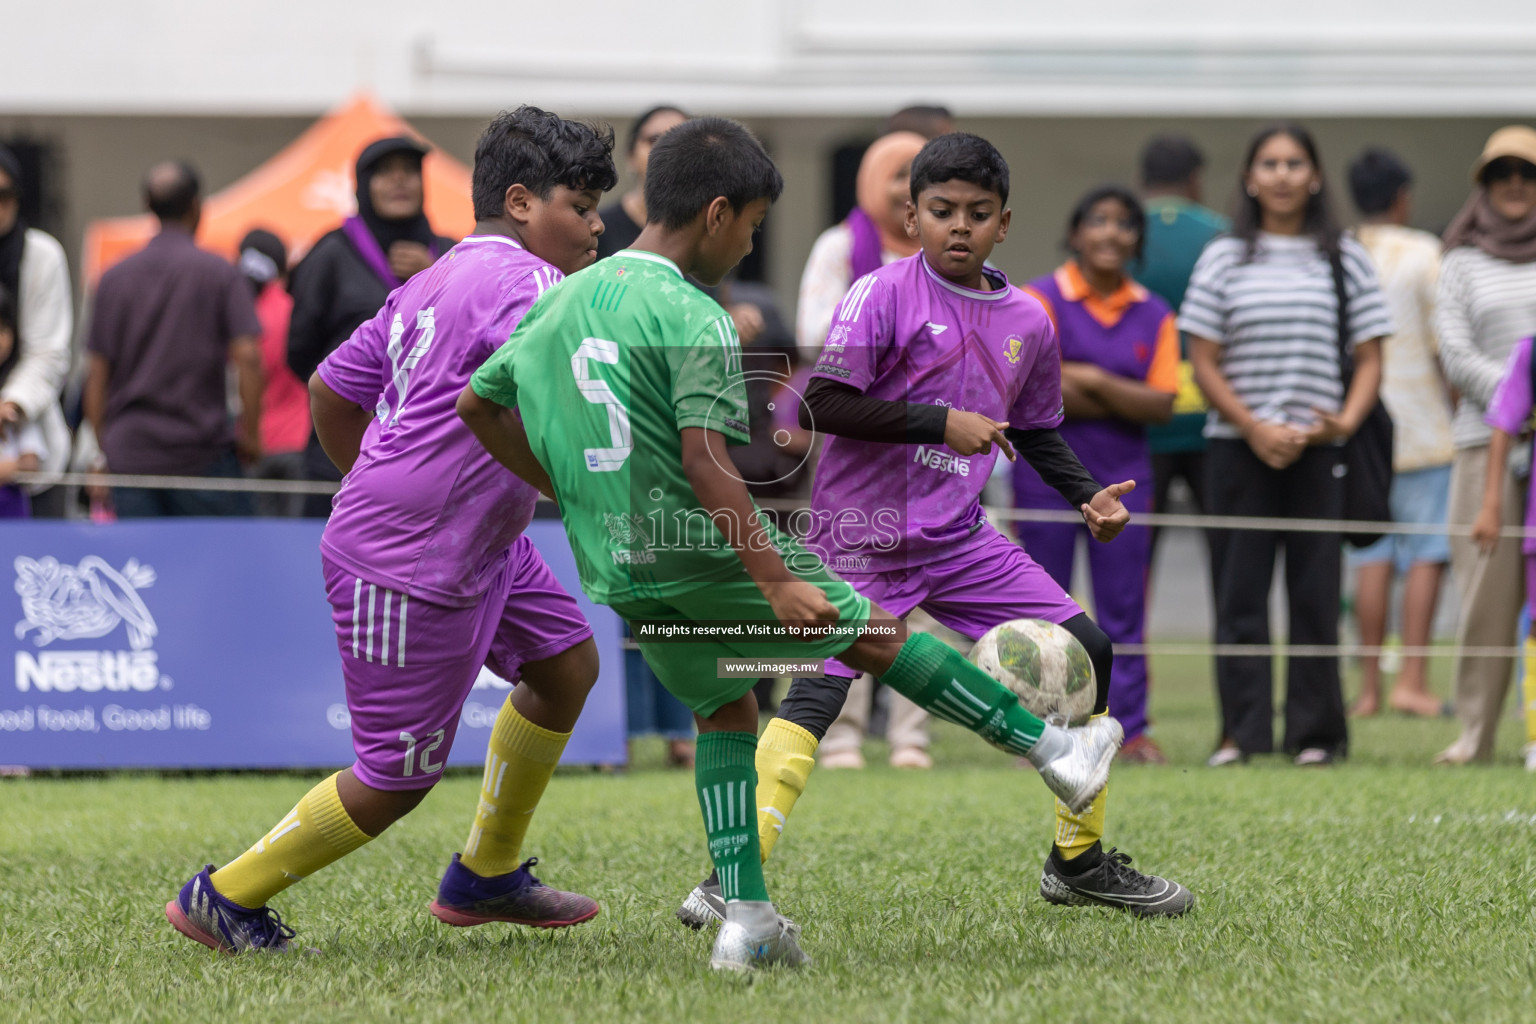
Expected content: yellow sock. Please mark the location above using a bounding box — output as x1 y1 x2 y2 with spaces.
211 771 371 909
460 697 570 878
1524 636 1536 748
754 718 819 863
1054 713 1110 860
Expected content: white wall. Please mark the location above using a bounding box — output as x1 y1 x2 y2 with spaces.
10 0 1536 115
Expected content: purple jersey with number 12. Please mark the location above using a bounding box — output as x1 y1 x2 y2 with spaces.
317 235 562 606
808 253 1062 573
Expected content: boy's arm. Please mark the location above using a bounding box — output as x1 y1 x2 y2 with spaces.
680 426 837 631
456 385 555 500
1004 426 1132 542
801 377 1015 459
309 374 373 475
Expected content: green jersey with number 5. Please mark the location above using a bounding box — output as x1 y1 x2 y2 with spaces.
470 249 754 603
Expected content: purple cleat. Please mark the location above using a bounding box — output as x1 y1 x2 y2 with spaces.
429 854 600 929
165 865 296 954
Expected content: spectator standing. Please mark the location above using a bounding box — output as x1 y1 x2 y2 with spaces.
1129 136 1229 551
595 106 689 261
287 137 454 515
237 229 310 516
1344 149 1454 719
1471 334 1536 770
1183 124 1390 766
1433 126 1536 764
1016 185 1178 763
0 285 45 516
85 161 263 517
0 145 72 509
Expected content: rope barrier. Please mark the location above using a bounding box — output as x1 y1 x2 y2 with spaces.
13 470 340 496
14 472 1524 660
20 472 1532 538
1112 642 1523 658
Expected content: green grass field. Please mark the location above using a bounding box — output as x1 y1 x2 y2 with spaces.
3 654 1534 1024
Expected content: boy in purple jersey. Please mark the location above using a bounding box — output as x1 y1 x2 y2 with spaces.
164 107 618 954
679 134 1193 927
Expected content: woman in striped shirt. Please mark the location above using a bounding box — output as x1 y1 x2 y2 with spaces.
1432 125 1536 766
1182 124 1390 767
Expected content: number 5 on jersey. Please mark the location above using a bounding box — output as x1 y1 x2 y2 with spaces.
572 337 631 472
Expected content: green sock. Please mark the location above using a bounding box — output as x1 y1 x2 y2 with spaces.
879 632 1048 756
696 731 770 903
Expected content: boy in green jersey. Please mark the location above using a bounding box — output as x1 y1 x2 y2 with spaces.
459 118 1121 972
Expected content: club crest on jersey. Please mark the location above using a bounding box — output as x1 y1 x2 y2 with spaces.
1004 336 1023 365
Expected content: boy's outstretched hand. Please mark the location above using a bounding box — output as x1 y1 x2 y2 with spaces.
944 410 1016 461
761 580 840 641
1082 480 1135 542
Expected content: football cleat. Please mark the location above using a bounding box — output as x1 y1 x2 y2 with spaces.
1038 716 1122 814
1039 842 1194 917
677 869 726 930
429 854 599 928
709 906 811 972
165 865 296 954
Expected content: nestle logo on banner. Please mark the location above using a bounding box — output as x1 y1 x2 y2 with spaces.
13 556 168 693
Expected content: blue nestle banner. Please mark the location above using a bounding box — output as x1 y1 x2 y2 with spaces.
0 519 626 769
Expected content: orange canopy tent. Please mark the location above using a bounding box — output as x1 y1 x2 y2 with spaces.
82 93 475 287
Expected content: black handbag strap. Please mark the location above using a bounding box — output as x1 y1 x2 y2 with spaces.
1329 245 1353 386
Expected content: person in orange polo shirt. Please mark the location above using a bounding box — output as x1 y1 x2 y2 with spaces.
1014 185 1179 763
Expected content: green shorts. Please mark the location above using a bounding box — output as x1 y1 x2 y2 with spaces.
612 555 872 718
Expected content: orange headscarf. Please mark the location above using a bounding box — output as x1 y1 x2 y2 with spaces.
855 131 926 258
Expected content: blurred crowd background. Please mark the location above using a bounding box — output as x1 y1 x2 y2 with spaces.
5 0 1536 770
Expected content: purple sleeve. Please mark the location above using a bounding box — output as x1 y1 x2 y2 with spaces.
1485 337 1535 435
1007 313 1066 430
473 270 554 367
809 274 890 392
317 299 392 408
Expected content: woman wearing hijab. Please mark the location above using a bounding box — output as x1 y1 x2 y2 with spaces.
795 130 926 364
286 136 455 513
795 129 932 770
0 145 72 510
1433 125 1536 765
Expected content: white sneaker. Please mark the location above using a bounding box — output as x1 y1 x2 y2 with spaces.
1525 743 1536 772
708 903 810 972
1036 717 1122 814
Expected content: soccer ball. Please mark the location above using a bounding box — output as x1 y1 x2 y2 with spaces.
968 618 1096 727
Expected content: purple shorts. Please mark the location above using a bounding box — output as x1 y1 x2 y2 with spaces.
825 525 1081 678
323 535 592 791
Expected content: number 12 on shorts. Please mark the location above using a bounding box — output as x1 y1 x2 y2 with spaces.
399 728 445 777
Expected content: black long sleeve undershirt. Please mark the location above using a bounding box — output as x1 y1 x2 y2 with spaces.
800 376 949 443
801 377 1101 508
1005 427 1102 509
